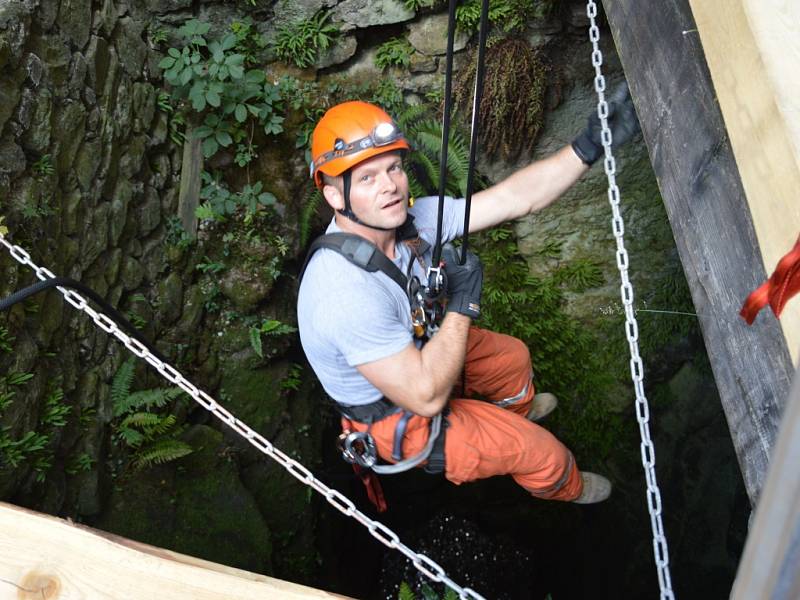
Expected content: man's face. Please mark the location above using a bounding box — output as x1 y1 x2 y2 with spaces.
344 152 409 230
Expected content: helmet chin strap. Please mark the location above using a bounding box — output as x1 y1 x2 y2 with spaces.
337 171 396 232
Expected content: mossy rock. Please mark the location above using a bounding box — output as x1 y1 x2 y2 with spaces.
94 424 273 574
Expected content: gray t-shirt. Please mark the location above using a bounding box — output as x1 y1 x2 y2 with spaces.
297 196 466 406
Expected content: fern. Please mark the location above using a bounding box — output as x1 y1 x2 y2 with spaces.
132 438 193 470
113 387 184 417
117 427 146 448
398 582 416 600
110 362 193 470
299 186 323 247
111 358 135 408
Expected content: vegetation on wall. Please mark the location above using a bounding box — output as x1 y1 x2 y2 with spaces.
274 10 339 69
473 227 623 460
110 358 193 473
455 0 558 34
453 38 548 160
375 37 415 70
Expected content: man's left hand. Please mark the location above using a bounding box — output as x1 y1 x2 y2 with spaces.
571 82 641 166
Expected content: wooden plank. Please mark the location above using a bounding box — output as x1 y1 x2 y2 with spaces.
731 365 800 599
0 502 351 600
688 0 800 363
177 130 201 237
601 0 794 504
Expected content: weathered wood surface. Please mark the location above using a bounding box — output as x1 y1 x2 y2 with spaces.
178 130 201 237
601 0 793 505
688 0 800 363
731 365 800 600
0 502 351 600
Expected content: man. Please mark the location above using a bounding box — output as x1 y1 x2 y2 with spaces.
298 88 638 503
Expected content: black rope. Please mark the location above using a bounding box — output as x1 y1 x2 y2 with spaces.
430 0 459 290
459 0 490 265
0 276 168 363
430 0 490 273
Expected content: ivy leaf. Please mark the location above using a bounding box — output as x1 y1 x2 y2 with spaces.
228 64 244 79
205 89 221 107
258 192 277 206
179 67 193 86
168 47 181 59
234 104 247 123
158 56 176 69
201 137 219 157
221 33 237 51
215 131 233 147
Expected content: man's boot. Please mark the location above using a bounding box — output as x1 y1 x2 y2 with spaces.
527 392 558 422
571 472 612 504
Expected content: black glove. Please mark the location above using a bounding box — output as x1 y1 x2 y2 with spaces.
441 244 483 319
572 82 641 166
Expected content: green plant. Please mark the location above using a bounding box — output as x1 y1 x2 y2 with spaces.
230 17 269 66
66 452 94 475
150 28 169 45
281 363 303 391
398 581 458 600
473 227 622 459
249 319 298 358
111 358 193 471
274 10 339 69
455 0 555 34
31 154 54 177
0 215 8 236
375 37 415 70
41 386 71 427
159 19 285 159
0 372 33 413
395 104 477 198
197 172 278 221
404 0 435 11
453 37 548 160
197 256 226 274
0 324 14 353
553 259 604 292
299 188 323 247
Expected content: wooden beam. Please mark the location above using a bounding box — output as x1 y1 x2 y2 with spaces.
0 502 351 600
178 130 201 237
731 365 800 599
601 0 794 504
688 0 800 363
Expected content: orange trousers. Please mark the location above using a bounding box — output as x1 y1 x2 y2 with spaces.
347 327 584 500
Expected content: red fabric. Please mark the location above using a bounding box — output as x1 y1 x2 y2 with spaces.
741 234 800 324
353 464 388 513
345 327 584 501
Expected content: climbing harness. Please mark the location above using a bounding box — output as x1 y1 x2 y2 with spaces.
0 232 484 600
585 1 675 598
300 227 448 474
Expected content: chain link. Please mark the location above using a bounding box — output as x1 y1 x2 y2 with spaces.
585 2 675 598
0 231 486 600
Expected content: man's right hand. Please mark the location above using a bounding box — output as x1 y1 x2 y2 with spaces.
441 244 483 319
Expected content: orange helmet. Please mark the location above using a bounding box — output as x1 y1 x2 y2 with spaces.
310 101 410 189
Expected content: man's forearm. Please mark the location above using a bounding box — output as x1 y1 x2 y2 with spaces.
415 311 472 416
469 145 589 233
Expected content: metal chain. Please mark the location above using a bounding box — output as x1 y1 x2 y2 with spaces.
0 233 486 600
585 2 675 599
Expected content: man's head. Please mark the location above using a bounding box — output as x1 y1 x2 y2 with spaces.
310 101 411 231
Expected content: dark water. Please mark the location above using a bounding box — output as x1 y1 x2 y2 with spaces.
313 413 749 600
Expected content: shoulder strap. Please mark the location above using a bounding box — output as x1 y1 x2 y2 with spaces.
299 232 408 292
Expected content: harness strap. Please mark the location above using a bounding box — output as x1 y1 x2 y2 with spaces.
392 410 414 460
299 217 431 294
335 397 401 423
